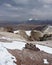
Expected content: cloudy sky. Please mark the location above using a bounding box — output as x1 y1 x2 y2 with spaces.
0 0 52 21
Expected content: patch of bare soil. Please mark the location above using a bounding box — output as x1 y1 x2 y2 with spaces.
8 49 52 65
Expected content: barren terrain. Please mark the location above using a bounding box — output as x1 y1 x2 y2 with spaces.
8 49 52 65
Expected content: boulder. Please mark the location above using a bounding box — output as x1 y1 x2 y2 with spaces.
31 30 43 41
25 43 40 51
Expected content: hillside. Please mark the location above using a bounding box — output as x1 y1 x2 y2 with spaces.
0 25 52 65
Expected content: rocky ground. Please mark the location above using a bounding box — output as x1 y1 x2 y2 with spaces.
8 48 52 65
0 31 52 65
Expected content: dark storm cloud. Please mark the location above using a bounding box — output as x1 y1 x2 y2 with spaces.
0 0 52 21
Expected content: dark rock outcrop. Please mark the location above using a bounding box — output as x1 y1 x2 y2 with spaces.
25 43 40 51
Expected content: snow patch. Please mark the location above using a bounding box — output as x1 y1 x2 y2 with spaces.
0 44 16 65
0 41 26 50
43 59 49 64
14 30 31 36
36 44 52 54
25 31 31 36
2 37 11 40
13 30 19 34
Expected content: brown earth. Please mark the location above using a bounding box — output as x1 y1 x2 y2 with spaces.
8 49 52 65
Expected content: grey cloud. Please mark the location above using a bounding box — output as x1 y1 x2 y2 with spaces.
0 0 52 21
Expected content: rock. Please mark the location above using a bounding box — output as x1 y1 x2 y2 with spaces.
31 30 43 41
40 34 52 41
25 43 40 51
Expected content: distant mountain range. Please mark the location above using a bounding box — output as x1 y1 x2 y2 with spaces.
0 20 52 27
25 20 52 25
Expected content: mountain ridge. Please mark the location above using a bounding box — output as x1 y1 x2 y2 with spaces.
0 20 52 27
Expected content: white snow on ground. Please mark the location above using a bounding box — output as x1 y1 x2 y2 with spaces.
0 36 52 54
0 36 26 65
0 41 26 50
14 30 31 36
2 37 11 40
43 59 49 64
1 36 26 41
36 44 52 54
0 44 16 65
0 35 52 65
0 30 52 65
0 39 52 65
25 31 31 36
0 40 52 54
13 30 19 34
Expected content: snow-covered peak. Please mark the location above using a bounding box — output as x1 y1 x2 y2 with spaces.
29 18 33 21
